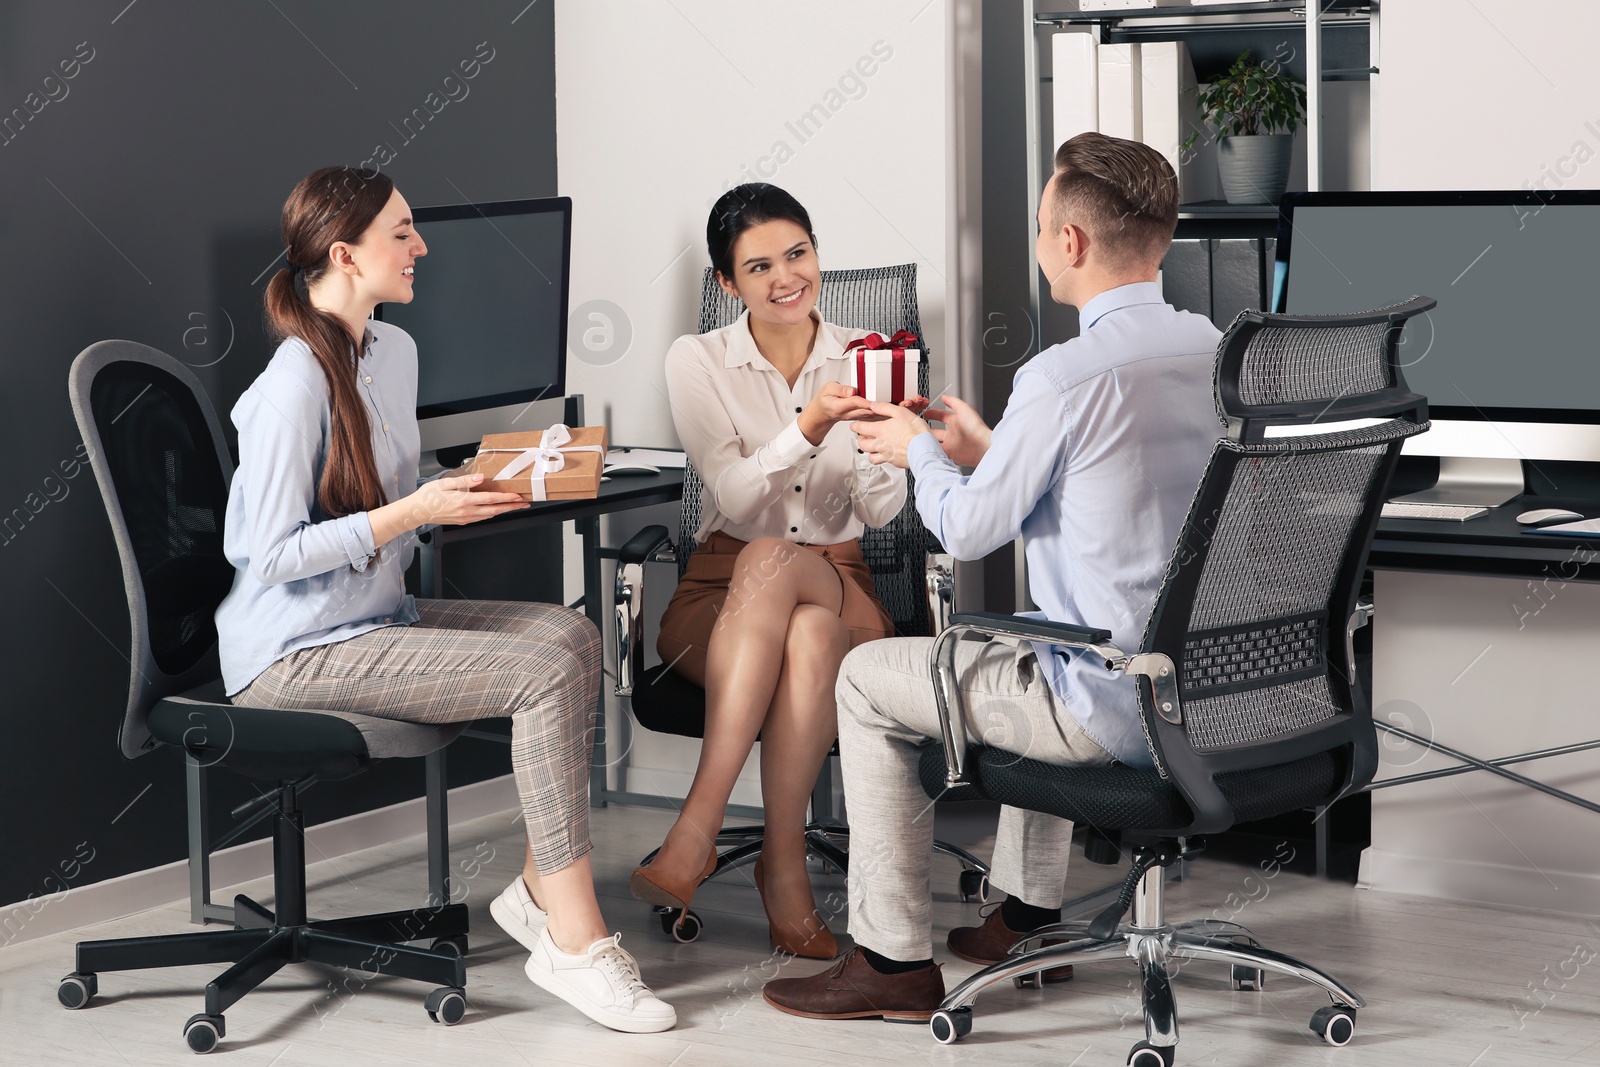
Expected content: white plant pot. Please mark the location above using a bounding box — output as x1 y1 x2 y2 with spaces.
1217 133 1294 206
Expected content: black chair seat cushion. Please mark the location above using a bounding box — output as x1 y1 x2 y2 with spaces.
149 679 465 781
630 664 710 739
919 743 1340 833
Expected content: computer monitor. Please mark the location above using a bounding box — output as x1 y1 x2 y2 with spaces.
1271 190 1600 506
376 196 572 457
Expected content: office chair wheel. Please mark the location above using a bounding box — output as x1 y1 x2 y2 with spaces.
1310 1004 1356 1046
183 1013 225 1054
429 935 469 958
929 1006 972 1044
1231 964 1265 991
658 907 702 943
1127 1039 1175 1066
958 869 990 904
1013 971 1042 990
425 986 467 1025
57 972 97 1009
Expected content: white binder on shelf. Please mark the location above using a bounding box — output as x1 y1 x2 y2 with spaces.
1141 40 1217 203
1097 43 1142 141
1050 32 1098 155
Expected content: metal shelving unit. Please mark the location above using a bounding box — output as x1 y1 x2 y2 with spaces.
1032 1 1375 196
1021 1 1377 323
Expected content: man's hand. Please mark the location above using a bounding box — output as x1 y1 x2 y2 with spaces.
851 401 933 469
923 393 992 467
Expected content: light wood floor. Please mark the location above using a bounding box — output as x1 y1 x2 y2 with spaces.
4 800 1598 1066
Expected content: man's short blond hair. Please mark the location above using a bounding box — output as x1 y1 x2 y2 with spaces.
1051 132 1179 270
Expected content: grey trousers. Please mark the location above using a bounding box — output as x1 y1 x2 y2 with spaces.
836 634 1113 962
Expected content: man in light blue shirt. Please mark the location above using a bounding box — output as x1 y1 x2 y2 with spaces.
765 133 1224 1021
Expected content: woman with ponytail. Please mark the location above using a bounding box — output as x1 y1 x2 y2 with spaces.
214 166 675 1034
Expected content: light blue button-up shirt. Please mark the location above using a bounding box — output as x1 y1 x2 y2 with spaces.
215 319 426 695
907 282 1222 766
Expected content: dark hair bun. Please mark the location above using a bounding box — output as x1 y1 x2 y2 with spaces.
706 183 817 280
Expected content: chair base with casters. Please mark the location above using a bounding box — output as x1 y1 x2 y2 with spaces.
917 745 1365 1063
58 691 473 1054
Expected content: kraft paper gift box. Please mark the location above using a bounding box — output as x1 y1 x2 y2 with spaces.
846 331 922 403
466 424 608 501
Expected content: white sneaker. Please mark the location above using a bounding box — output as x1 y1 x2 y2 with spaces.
490 876 547 952
524 928 676 1033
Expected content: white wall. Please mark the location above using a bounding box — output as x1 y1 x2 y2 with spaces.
1365 572 1600 917
1375 0 1600 189
554 1 955 804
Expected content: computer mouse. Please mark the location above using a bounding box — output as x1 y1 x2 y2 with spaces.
1516 507 1585 526
602 462 660 477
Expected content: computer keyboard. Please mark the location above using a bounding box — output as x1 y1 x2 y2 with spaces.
1380 501 1488 521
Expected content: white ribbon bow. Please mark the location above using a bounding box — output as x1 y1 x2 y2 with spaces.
476 423 604 501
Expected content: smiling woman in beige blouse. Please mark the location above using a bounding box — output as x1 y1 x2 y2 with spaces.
630 184 925 958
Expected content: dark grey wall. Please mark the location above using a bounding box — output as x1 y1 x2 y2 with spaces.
0 1 557 912
978 1 1036 613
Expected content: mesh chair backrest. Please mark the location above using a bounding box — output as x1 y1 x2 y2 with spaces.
686 264 939 637
1135 297 1435 832
68 342 236 759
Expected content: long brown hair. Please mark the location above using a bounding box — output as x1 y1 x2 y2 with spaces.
264 165 394 518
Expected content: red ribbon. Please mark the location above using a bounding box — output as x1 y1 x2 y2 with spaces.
846 331 919 403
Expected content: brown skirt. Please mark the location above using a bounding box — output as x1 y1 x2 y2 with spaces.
656 531 894 688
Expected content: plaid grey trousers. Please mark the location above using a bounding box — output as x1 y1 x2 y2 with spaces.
238 599 602 874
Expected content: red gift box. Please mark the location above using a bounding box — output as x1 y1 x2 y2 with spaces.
846 330 922 403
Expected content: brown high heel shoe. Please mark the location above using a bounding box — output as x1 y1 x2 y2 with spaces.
630 842 719 912
754 856 838 960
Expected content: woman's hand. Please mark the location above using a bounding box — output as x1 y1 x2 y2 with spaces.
413 473 529 526
797 381 876 445
369 473 528 545
923 393 992 468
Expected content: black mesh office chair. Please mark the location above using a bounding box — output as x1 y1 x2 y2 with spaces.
913 298 1435 1064
61 341 470 1054
612 265 987 942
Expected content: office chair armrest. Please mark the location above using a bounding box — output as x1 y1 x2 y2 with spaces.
928 613 1132 789
948 612 1126 667
1342 597 1375 688
618 524 675 565
613 525 676 696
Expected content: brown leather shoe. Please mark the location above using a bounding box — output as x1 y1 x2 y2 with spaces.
947 905 1074 983
763 947 944 1021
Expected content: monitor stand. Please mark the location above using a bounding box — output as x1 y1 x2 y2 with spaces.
1390 456 1525 508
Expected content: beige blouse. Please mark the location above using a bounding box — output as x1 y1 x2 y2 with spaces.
664 310 908 545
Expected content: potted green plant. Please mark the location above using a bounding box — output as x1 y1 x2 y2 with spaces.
1183 51 1306 206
